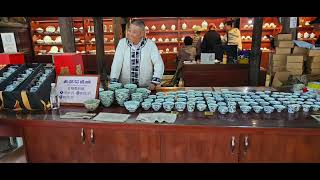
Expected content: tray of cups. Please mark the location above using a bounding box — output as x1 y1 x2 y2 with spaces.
3 64 42 92
0 63 56 111
0 64 25 91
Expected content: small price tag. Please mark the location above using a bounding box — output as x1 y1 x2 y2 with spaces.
204 111 214 116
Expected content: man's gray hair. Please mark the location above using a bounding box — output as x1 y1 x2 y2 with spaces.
130 19 145 31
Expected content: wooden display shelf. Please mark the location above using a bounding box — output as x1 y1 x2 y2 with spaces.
155 41 179 44
240 28 281 31
298 26 315 29
84 42 115 45
242 40 271 43
133 17 178 20
179 29 225 33
160 52 178 54
34 43 63 46
33 31 84 36
147 30 179 33
298 38 317 42
86 32 114 35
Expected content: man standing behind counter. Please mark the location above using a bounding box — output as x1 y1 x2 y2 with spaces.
110 20 164 90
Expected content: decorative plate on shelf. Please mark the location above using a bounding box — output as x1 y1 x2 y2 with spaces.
36 27 44 33
45 26 56 33
49 46 59 53
43 36 53 44
36 39 44 44
55 36 62 43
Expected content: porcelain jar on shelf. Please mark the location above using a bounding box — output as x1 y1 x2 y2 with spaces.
161 24 166 30
219 22 224 29
171 25 176 31
201 20 208 29
182 23 187 30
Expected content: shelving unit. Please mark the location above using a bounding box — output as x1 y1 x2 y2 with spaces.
297 17 318 45
30 17 116 56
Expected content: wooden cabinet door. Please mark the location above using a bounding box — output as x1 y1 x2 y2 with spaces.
89 128 160 162
24 126 90 163
239 134 320 163
160 131 239 163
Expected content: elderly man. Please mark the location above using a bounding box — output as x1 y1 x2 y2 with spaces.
110 20 164 90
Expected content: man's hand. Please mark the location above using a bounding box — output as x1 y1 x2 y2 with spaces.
148 83 157 91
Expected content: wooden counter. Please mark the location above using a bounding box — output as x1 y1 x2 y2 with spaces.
182 64 267 87
0 87 320 163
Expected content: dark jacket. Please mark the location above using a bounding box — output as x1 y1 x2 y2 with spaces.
201 30 223 60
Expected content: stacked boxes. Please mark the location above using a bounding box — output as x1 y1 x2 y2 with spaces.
270 34 293 74
306 56 320 75
286 55 305 75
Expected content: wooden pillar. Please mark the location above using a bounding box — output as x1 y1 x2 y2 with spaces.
249 17 263 86
113 17 121 47
58 17 75 52
93 17 107 89
280 17 298 40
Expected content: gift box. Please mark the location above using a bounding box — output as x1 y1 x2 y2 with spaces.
0 53 25 66
53 53 84 75
0 63 55 111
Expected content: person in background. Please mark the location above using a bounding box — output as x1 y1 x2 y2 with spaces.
170 36 196 86
223 20 242 64
223 20 242 51
201 23 223 60
192 26 203 61
110 20 164 90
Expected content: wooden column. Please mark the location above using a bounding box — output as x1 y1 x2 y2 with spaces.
113 17 121 48
249 17 263 86
58 17 75 52
280 17 298 40
93 17 107 89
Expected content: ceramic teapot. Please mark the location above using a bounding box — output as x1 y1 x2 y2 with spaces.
151 25 156 30
145 26 149 31
165 48 170 52
304 32 310 39
297 32 303 39
151 37 156 41
164 38 169 42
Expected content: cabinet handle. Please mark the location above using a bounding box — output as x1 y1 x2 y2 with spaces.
81 128 85 144
243 135 249 155
90 129 95 144
230 136 236 153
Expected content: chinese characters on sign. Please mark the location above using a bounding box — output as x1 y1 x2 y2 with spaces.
1 33 18 53
56 75 99 104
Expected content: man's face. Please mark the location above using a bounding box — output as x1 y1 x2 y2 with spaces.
127 24 144 44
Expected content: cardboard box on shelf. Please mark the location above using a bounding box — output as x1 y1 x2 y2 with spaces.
272 54 287 61
306 61 320 69
275 40 294 48
307 69 320 75
275 34 292 41
287 69 303 75
308 56 320 63
276 47 291 55
309 49 320 56
287 55 305 63
292 46 309 55
272 60 286 66
286 63 303 69
271 66 286 73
